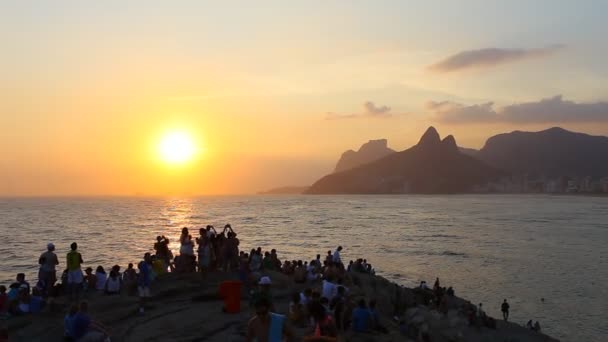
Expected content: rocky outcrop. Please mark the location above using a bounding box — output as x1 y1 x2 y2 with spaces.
8 271 558 342
477 127 608 177
334 139 395 173
307 127 503 194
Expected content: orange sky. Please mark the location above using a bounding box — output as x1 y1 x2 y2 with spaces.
1 2 607 196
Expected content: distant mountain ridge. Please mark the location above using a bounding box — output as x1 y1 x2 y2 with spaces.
477 127 608 177
257 186 309 195
334 139 395 172
306 127 502 194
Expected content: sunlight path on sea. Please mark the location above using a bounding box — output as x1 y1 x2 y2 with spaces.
1 195 606 341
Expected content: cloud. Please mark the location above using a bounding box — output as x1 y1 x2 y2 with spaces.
429 96 608 124
325 101 393 120
429 45 564 72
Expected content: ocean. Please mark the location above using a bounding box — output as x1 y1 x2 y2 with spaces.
1 195 606 341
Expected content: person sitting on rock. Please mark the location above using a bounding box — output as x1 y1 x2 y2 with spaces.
122 263 137 296
251 276 275 311
94 266 107 292
325 251 333 265
72 301 110 341
346 260 354 272
351 299 372 333
104 269 121 295
64 304 78 340
294 260 307 283
270 249 282 270
28 287 45 313
300 288 312 307
247 297 293 342
321 277 337 302
288 292 306 326
84 267 97 293
369 299 388 333
305 298 337 341
262 251 274 271
250 248 262 273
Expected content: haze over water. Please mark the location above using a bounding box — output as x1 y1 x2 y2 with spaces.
1 195 606 341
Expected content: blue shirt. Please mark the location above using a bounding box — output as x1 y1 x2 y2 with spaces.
64 314 77 338
73 312 91 340
29 296 44 313
138 261 152 287
352 307 371 332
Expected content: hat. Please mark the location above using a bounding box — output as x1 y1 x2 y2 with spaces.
258 276 272 285
47 243 55 250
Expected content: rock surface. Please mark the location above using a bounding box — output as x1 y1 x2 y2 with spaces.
7 271 559 342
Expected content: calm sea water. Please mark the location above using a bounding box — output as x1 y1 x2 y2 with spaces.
0 195 606 341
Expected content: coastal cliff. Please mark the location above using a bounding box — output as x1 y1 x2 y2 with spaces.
335 139 396 173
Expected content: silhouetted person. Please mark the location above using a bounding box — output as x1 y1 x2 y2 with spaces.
66 242 84 301
501 299 510 321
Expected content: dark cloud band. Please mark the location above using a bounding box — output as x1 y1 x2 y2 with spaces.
429 96 608 124
429 45 564 72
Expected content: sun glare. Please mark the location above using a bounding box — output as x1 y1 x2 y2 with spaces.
158 131 197 164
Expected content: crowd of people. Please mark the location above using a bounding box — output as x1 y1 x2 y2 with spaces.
0 223 544 341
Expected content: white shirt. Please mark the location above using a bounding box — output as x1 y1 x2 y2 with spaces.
332 250 341 263
322 280 337 300
106 277 120 293
96 273 107 291
300 293 310 306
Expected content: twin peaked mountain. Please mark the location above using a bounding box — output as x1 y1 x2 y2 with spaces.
306 126 608 194
306 127 501 194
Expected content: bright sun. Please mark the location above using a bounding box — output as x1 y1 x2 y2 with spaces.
158 131 197 164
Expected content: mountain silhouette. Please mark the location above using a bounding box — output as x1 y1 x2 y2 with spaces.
334 139 395 172
477 127 608 177
306 127 502 194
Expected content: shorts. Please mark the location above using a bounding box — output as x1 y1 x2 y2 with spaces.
67 270 83 284
38 270 57 287
138 286 151 297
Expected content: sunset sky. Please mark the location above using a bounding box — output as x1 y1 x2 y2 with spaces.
2 1 608 196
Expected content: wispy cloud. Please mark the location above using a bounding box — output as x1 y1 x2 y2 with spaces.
429 45 564 72
326 101 393 120
428 95 608 123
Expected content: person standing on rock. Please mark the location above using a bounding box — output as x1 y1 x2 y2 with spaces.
501 299 510 321
137 253 153 314
332 246 343 266
38 243 59 295
66 242 84 302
